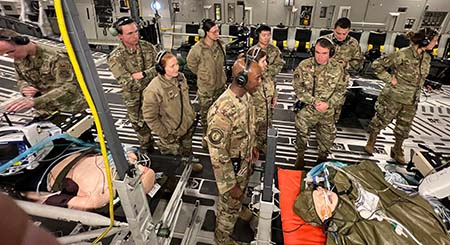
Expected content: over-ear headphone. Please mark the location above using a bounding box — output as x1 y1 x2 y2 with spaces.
155 50 168 75
310 37 335 57
0 34 30 45
198 19 209 38
236 55 254 87
109 16 135 36
418 28 431 48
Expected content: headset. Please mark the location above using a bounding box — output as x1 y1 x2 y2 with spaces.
418 28 438 48
310 37 335 57
0 32 30 45
108 16 135 36
198 18 214 38
236 54 255 87
155 50 168 75
247 47 262 61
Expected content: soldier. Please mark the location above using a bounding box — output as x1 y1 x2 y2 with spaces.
246 47 272 153
187 19 227 149
206 57 262 244
293 37 348 170
0 28 87 119
107 16 157 153
142 51 203 172
251 24 285 104
323 17 364 122
364 28 439 164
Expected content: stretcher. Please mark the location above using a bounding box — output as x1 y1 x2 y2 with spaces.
278 168 326 245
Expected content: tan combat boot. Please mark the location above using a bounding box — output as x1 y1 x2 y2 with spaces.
391 139 406 164
192 163 203 172
294 151 305 170
316 152 328 165
364 132 378 155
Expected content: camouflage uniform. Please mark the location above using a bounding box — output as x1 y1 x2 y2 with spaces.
324 33 364 122
186 39 227 142
107 40 157 151
249 44 285 152
142 74 196 156
15 44 87 117
206 89 256 245
368 46 431 141
293 58 348 157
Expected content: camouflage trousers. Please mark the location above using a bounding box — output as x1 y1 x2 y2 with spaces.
253 95 273 153
295 106 336 154
368 94 417 141
198 87 225 137
334 99 345 123
215 178 249 245
157 125 195 157
125 98 154 151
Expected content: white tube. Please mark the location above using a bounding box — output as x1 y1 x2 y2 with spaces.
15 200 128 227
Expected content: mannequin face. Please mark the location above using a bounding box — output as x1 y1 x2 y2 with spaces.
163 56 179 79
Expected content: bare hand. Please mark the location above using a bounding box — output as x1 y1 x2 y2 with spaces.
6 98 34 112
390 76 398 87
21 86 39 98
229 184 243 200
251 147 259 163
132 72 144 80
272 97 278 108
314 101 329 112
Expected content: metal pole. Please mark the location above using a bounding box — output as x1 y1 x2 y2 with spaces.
129 0 141 25
16 200 127 227
61 0 128 178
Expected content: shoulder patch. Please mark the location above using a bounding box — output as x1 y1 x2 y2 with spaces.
208 128 224 145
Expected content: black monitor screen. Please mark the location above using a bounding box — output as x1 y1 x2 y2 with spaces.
368 32 387 46
295 29 311 41
320 30 333 36
186 24 200 34
272 28 288 41
229 25 239 36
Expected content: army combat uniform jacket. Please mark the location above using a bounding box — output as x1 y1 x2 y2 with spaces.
107 40 157 125
372 45 431 105
186 39 227 96
206 88 256 195
15 44 87 116
142 73 196 153
293 58 348 154
324 33 364 72
293 58 348 110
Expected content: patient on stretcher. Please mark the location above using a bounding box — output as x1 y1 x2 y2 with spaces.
20 150 155 211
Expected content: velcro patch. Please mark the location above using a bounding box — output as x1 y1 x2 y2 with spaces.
208 128 224 145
